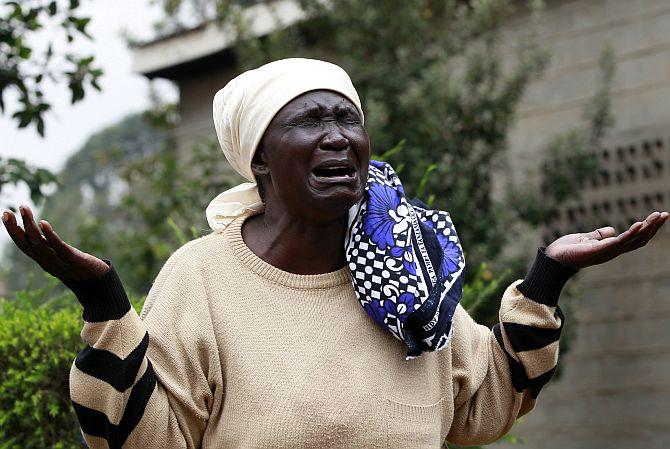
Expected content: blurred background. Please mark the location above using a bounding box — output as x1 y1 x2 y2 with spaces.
1 0 669 448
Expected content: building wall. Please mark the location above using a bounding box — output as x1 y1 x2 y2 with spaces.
177 68 234 151
175 66 244 187
496 0 670 447
157 0 670 446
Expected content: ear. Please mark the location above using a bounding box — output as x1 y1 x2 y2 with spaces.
250 145 270 177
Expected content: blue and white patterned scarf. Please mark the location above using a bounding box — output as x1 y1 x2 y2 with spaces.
345 161 466 359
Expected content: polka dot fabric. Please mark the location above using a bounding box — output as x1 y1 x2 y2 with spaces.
345 161 466 359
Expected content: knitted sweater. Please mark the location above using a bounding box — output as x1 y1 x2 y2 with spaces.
65 213 577 449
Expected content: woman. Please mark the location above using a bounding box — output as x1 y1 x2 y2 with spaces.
2 58 667 449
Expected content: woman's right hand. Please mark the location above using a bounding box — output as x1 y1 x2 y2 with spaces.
2 204 110 283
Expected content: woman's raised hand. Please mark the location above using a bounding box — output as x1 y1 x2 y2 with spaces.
2 204 110 283
546 210 669 270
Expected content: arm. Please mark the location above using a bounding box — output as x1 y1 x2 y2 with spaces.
1 203 220 448
446 211 669 446
65 243 223 449
446 248 575 446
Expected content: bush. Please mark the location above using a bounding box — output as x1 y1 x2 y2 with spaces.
0 281 144 449
0 295 83 449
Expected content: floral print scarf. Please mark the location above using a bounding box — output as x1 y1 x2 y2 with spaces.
345 161 466 359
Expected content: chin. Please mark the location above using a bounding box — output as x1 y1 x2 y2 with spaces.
301 185 364 222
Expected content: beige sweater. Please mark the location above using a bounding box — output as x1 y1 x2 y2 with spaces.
66 213 576 449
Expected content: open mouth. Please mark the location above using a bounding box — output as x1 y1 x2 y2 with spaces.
311 160 357 184
312 166 355 178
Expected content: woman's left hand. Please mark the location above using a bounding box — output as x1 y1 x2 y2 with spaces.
545 210 669 270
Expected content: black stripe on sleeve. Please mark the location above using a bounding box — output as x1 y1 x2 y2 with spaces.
72 360 157 449
501 306 565 353
72 400 122 449
118 360 158 442
493 323 559 398
528 365 557 399
75 332 149 392
492 324 528 393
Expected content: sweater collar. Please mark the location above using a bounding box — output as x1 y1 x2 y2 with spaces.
224 212 352 290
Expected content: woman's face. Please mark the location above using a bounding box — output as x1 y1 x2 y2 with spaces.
253 90 370 222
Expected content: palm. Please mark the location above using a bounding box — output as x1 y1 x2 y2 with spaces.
2 205 109 282
546 211 669 269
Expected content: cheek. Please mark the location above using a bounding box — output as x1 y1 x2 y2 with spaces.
351 131 371 163
267 136 316 191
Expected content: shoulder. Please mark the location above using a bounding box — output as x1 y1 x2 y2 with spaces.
140 231 232 319
163 230 232 272
143 231 234 301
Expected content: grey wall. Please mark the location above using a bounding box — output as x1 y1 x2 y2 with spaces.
496 1 670 447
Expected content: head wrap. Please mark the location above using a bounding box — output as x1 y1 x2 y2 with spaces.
208 58 465 359
207 58 363 230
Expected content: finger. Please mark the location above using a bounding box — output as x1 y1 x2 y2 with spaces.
589 221 644 262
618 212 664 253
614 221 643 244
2 210 36 257
19 204 47 246
18 206 77 275
584 226 617 240
39 220 79 262
632 212 668 248
569 213 666 267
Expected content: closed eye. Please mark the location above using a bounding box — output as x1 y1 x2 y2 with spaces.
293 119 319 127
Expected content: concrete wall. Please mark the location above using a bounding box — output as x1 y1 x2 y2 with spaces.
177 68 233 150
174 66 244 187
495 1 670 447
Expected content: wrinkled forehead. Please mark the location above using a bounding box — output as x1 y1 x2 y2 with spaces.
270 89 363 122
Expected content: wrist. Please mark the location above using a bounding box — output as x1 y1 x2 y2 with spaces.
516 247 579 306
62 259 131 322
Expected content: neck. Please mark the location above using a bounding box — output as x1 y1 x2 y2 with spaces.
242 206 349 275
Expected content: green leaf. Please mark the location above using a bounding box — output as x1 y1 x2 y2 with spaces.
36 117 45 137
18 46 32 59
69 81 84 103
416 163 437 200
371 139 405 161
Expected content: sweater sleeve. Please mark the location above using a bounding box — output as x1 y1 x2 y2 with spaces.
65 243 223 449
445 247 578 446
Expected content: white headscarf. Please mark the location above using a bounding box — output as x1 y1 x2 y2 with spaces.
206 58 364 230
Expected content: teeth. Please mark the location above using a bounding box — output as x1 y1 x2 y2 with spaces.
314 165 352 177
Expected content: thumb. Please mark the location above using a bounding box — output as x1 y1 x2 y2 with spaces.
584 226 616 240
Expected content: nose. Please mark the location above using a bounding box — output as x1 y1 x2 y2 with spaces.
319 125 349 151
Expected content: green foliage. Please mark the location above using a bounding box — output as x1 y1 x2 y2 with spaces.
0 0 102 135
0 158 59 211
0 279 146 448
461 263 515 327
0 293 83 448
0 0 103 219
77 140 229 295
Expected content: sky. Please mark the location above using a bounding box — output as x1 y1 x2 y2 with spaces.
0 0 178 250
